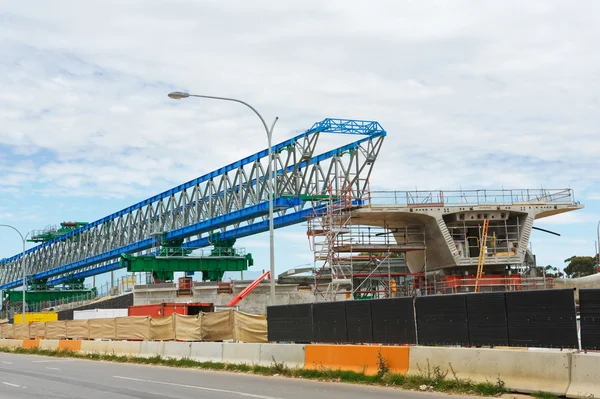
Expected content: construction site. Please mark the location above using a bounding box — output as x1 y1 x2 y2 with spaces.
0 118 589 318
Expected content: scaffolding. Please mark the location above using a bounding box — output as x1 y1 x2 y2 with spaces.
307 183 355 301
306 182 427 301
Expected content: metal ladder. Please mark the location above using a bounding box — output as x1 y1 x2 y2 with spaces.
474 219 489 293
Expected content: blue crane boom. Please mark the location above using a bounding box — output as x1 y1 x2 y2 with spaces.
0 118 386 290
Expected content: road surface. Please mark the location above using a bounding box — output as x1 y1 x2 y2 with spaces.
0 352 464 399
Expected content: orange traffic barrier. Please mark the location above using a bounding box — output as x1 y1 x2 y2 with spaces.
304 344 410 375
22 339 40 349
57 340 82 352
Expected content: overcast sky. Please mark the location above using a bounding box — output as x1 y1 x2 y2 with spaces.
1 1 599 284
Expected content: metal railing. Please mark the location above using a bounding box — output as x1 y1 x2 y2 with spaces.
389 276 555 298
155 246 247 258
369 188 575 207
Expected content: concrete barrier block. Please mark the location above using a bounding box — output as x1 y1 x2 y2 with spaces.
39 340 59 351
305 344 409 375
162 342 192 359
58 340 82 352
567 353 600 398
22 339 39 349
0 339 23 349
222 343 261 365
409 346 572 396
139 341 165 358
190 342 223 363
106 341 142 356
259 344 305 368
81 340 109 354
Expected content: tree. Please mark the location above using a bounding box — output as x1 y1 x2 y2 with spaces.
536 264 564 279
563 256 598 278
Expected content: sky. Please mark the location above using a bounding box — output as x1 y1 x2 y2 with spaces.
1 0 599 287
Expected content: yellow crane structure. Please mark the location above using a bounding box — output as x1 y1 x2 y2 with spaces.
474 219 490 293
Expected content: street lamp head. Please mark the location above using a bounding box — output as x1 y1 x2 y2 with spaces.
168 91 190 100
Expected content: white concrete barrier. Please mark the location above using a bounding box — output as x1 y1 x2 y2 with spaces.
567 353 600 398
222 343 261 365
409 346 572 396
139 341 165 358
106 341 142 356
81 340 109 354
39 339 60 351
190 342 223 363
162 342 192 359
259 344 305 368
0 339 23 349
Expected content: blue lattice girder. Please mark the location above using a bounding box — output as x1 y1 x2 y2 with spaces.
0 118 386 288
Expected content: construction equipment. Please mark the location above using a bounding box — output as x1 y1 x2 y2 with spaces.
119 236 253 283
474 219 490 292
226 270 271 307
28 222 89 243
0 118 385 290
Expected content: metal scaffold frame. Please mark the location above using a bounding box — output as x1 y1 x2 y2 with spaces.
349 224 427 300
308 181 357 301
306 180 429 301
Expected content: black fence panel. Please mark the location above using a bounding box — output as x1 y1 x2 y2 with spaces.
58 293 133 320
505 289 578 348
370 297 416 344
579 289 600 350
312 301 348 343
267 303 313 343
466 292 508 347
416 294 469 346
345 301 373 343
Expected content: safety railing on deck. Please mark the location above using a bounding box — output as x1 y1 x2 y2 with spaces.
369 188 575 207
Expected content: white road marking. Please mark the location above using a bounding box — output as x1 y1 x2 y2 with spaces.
1 362 12 365
113 376 282 399
2 382 20 388
46 367 61 371
32 359 74 363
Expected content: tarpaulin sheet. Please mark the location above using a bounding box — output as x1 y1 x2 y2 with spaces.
116 316 151 341
150 314 175 341
1 324 14 339
45 321 67 339
89 318 116 340
174 314 201 341
66 320 90 340
29 322 46 339
234 311 267 343
14 323 29 339
201 310 234 341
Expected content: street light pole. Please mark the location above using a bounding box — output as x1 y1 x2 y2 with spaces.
168 91 279 304
597 220 600 271
0 225 28 324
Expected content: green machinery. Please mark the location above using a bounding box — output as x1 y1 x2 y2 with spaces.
3 222 96 311
120 234 254 282
3 277 97 311
28 221 89 243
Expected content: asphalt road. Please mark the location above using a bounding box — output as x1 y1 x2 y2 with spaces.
0 352 466 399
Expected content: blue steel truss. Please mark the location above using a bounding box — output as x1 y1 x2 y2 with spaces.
0 118 386 290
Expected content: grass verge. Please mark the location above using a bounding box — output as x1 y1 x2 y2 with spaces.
0 346 508 396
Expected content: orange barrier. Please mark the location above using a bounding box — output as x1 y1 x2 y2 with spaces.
22 339 39 349
304 344 410 375
57 340 82 352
